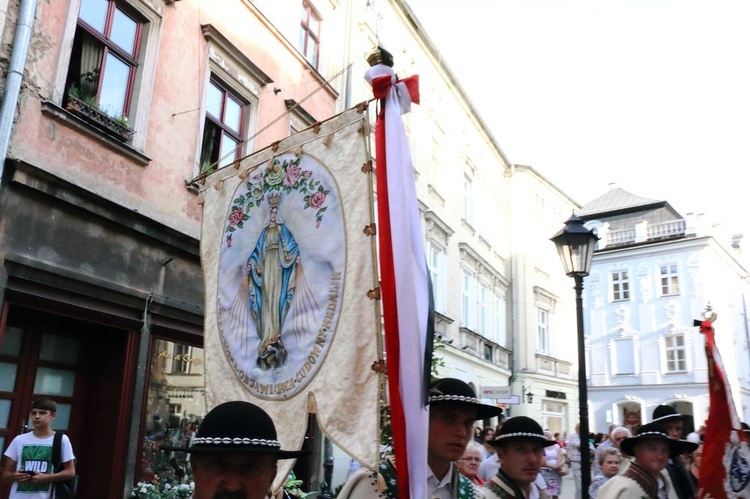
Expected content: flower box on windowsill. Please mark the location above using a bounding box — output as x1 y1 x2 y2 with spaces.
65 95 134 142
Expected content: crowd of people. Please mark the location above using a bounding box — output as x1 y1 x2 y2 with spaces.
461 403 714 499
451 402 711 499
4 382 715 498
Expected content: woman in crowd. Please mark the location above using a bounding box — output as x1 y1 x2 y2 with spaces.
589 447 622 498
480 426 496 459
457 441 485 486
540 431 564 499
687 439 703 492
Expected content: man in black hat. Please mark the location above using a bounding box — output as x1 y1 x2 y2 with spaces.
597 423 698 499
162 401 304 499
482 416 556 498
338 377 503 498
651 404 694 499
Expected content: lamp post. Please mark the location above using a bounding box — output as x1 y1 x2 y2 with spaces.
551 214 598 496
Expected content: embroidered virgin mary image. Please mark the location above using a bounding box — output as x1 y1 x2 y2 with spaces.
246 194 300 370
217 153 345 398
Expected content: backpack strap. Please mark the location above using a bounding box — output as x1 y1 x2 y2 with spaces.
52 431 63 471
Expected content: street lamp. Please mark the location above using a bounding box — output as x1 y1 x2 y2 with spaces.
522 384 534 404
551 214 598 495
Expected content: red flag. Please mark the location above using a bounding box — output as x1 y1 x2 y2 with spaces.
699 319 750 498
366 63 429 499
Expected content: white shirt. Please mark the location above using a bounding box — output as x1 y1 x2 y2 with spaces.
3 432 75 499
427 463 456 499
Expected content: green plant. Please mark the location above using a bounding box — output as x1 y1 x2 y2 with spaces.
114 114 129 127
66 85 97 108
130 481 193 499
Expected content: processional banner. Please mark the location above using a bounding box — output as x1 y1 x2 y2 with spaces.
199 106 381 483
698 315 750 498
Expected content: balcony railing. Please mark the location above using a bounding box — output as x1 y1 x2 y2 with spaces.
604 219 686 247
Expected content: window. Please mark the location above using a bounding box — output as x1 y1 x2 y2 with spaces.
67 0 142 121
463 176 474 225
199 79 246 172
427 242 446 314
171 344 192 374
461 269 476 330
660 264 680 296
479 282 491 337
537 308 549 355
612 270 630 301
495 292 507 347
299 1 320 68
483 344 493 362
542 401 565 436
142 339 205 489
285 99 317 137
664 334 687 372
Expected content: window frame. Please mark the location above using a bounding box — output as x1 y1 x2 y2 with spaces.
69 0 144 119
53 0 164 151
427 241 447 314
196 24 270 176
461 268 477 330
478 281 492 337
199 77 247 172
494 291 507 347
300 1 321 68
659 264 680 296
463 175 474 225
611 270 630 302
537 307 550 355
483 343 493 362
663 333 687 373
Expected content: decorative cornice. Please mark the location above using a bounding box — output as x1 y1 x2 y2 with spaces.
201 24 273 86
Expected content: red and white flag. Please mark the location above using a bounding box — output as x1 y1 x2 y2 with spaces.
698 317 750 498
365 63 429 499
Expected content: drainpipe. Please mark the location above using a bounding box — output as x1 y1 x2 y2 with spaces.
0 0 37 185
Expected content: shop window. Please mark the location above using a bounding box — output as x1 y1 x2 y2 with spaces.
542 401 565 436
138 338 205 491
65 0 142 138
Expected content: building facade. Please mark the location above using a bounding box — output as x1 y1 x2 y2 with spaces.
580 188 750 435
0 0 588 496
0 0 345 496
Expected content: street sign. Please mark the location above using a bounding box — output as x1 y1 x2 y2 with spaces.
496 395 520 405
479 386 511 399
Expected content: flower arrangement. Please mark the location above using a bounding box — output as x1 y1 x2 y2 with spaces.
225 156 330 238
130 481 194 499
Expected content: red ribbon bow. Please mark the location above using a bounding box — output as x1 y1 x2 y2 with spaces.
371 75 420 104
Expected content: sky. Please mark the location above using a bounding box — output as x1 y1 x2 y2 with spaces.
405 0 750 243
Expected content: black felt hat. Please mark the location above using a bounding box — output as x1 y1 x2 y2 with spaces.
428 378 503 420
620 423 698 458
161 401 305 458
489 416 556 447
651 404 689 424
